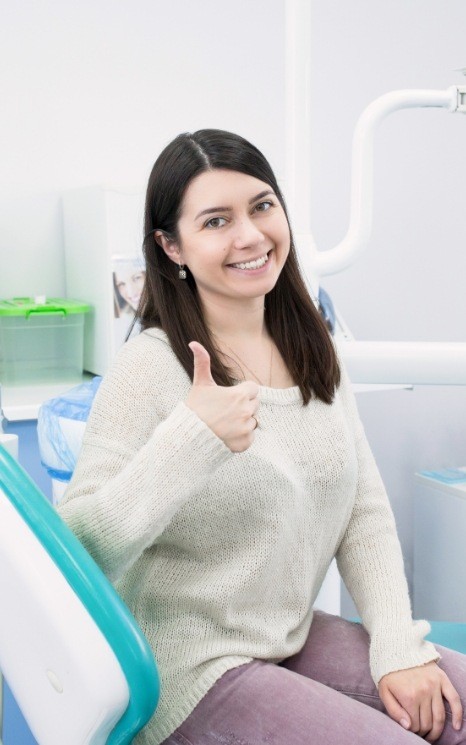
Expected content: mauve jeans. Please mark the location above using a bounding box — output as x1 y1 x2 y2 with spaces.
161 611 466 745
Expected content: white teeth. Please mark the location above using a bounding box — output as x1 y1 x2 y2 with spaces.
230 253 269 270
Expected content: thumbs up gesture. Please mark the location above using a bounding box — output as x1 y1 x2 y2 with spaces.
185 341 260 453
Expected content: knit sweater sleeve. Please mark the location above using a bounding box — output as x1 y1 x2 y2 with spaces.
335 364 439 685
57 334 232 582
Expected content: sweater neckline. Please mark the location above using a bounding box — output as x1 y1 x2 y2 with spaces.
258 385 302 404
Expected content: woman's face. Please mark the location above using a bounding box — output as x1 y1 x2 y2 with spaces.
159 169 291 310
115 268 145 310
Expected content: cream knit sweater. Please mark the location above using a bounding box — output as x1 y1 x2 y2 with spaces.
58 328 439 744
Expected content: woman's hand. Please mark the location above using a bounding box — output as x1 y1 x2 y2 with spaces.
379 661 463 741
185 342 260 453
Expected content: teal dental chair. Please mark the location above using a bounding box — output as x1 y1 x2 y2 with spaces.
426 622 466 655
0 443 160 745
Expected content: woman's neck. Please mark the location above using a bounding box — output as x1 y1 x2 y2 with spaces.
202 296 268 343
200 295 297 389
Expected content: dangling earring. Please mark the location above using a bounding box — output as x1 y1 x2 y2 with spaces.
178 263 187 280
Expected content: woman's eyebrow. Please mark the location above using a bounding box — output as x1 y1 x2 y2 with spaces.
195 205 231 220
249 189 274 204
194 190 275 220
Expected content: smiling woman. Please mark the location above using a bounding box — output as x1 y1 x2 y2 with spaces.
56 129 465 745
140 129 338 403
156 170 290 306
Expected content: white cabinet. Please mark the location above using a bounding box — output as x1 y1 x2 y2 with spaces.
314 559 341 615
413 471 466 622
63 186 145 376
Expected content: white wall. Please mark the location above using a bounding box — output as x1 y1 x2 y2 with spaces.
0 0 285 296
309 0 466 614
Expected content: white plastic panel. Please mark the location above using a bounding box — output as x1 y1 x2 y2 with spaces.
0 492 129 745
338 340 466 386
413 474 466 623
0 434 18 459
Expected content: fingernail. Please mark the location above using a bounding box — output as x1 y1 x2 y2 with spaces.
400 718 410 729
455 720 462 731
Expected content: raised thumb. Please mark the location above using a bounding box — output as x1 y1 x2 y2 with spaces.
189 341 216 386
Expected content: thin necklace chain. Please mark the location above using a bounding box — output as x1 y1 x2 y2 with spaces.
214 335 274 387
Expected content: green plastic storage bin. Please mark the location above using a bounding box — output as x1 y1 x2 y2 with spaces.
0 297 90 385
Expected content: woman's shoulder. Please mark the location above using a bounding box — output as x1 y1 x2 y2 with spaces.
140 326 171 345
120 325 170 350
98 327 187 402
113 326 175 371
84 328 189 441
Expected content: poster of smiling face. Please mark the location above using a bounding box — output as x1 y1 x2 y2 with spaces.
112 255 146 349
112 255 146 318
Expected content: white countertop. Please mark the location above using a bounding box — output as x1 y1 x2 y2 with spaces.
1 374 94 422
415 469 466 499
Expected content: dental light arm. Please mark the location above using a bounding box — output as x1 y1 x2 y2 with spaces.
315 86 466 277
285 0 466 387
322 85 466 386
339 341 466 386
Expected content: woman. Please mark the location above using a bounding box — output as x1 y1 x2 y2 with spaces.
58 130 466 744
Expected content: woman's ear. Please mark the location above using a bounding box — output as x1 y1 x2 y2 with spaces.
154 231 181 264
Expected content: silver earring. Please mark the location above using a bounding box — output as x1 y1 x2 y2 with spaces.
179 264 187 280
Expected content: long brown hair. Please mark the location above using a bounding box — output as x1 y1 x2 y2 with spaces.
138 129 340 405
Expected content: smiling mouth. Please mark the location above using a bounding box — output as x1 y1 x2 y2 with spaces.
228 251 270 270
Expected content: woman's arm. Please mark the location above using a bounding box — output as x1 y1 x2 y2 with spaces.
333 366 464 736
58 336 232 582
334 364 439 683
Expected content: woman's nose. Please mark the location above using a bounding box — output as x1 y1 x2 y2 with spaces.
231 218 264 249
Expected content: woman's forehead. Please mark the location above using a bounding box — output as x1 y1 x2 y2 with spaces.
180 169 272 215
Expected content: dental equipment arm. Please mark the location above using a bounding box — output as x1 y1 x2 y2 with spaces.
285 0 466 288
339 341 466 387
323 86 466 385
285 0 322 297
314 86 466 277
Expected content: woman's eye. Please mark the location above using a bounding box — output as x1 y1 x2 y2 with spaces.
205 216 227 229
254 200 273 213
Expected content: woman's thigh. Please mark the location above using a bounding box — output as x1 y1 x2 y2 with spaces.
281 610 466 745
163 658 420 745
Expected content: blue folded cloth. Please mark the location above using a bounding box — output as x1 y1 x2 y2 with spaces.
420 467 466 484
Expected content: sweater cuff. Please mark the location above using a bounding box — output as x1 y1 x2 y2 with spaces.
371 619 441 685
164 400 232 461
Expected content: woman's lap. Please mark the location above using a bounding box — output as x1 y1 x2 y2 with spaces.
162 611 466 745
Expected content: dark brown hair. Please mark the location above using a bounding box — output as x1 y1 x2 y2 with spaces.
138 129 340 404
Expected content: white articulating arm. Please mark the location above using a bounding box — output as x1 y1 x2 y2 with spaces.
284 0 321 297
315 86 466 277
285 0 466 387
338 340 466 386
322 85 466 386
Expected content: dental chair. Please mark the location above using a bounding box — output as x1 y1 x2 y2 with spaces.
425 622 466 655
0 443 160 745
